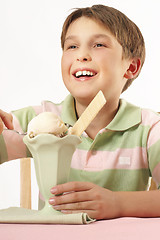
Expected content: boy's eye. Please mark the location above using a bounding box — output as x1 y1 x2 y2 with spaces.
68 45 77 49
94 43 106 48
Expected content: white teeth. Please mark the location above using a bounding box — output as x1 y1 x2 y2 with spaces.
76 71 82 77
75 70 95 77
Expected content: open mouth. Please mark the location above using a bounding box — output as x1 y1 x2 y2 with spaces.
73 70 97 79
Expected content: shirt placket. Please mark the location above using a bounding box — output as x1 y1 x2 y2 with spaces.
83 129 107 171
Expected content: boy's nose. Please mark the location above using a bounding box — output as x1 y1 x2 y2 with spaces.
77 53 92 62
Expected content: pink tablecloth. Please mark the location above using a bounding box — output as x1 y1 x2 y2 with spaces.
1 217 159 240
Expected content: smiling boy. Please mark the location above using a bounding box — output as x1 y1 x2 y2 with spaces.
1 5 160 220
61 15 141 139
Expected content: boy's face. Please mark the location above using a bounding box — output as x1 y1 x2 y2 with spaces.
61 17 131 105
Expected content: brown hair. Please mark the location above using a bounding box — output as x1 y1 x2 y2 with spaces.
61 5 145 92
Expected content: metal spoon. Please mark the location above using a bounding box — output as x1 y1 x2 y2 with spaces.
3 129 27 135
2 123 72 136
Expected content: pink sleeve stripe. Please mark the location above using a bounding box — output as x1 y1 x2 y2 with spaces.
152 162 160 186
141 109 160 149
147 121 160 149
141 109 160 127
71 147 148 172
41 101 62 116
32 102 63 116
30 102 63 117
32 106 43 115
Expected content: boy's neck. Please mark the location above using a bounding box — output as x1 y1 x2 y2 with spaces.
75 99 120 139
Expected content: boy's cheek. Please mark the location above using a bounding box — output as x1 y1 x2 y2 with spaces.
61 55 72 71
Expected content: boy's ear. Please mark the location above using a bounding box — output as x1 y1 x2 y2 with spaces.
124 58 141 79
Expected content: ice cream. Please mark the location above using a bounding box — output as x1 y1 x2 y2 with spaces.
27 112 68 138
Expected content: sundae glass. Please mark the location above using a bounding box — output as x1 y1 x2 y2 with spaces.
23 133 81 215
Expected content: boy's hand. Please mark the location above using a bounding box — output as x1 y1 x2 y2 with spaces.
49 182 120 220
0 109 13 134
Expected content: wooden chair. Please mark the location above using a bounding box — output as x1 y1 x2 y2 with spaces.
20 158 31 209
19 158 157 209
149 178 157 191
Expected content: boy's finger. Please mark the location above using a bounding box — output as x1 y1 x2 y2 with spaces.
0 110 13 130
50 181 93 195
49 190 93 206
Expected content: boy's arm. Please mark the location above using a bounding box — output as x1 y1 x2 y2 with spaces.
0 107 36 163
116 189 160 218
49 181 160 220
0 101 60 163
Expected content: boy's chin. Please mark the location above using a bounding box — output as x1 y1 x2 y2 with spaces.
73 91 99 104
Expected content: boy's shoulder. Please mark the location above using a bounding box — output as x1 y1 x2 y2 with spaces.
41 100 63 116
121 99 160 128
42 95 72 114
141 107 160 127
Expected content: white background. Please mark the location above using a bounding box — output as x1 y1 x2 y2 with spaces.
0 0 160 209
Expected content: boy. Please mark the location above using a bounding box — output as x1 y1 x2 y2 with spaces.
0 5 160 220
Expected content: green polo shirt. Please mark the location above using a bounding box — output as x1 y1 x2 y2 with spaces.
1 95 160 201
